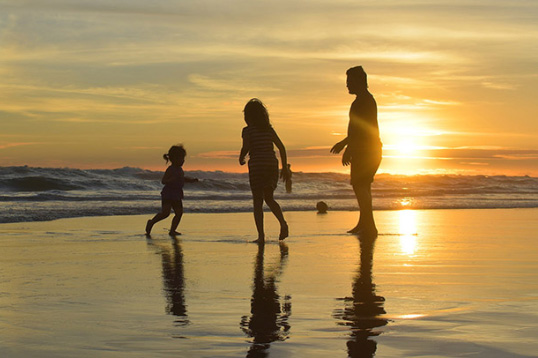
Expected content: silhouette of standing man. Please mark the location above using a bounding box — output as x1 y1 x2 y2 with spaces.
331 66 382 236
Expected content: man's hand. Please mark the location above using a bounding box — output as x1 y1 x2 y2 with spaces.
331 140 346 154
239 157 246 165
342 148 352 166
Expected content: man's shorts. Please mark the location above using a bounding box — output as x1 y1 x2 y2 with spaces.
350 147 382 185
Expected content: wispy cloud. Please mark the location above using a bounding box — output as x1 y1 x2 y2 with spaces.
196 151 237 159
1 0 537 173
0 142 40 149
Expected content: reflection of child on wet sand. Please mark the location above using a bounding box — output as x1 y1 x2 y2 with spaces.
145 145 197 236
239 98 290 244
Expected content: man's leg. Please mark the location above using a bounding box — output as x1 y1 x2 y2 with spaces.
349 183 377 236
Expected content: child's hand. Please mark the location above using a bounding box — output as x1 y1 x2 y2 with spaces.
239 157 246 165
280 167 290 181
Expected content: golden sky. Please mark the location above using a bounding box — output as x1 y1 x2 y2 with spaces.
1 0 537 175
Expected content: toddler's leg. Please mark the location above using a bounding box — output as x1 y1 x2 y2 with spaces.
169 200 184 236
146 201 172 235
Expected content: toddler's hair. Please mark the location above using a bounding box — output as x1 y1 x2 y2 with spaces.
163 144 186 164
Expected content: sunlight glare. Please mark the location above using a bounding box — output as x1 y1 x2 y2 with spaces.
399 210 418 256
394 138 420 156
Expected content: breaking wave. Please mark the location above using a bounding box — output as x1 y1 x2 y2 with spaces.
1 166 537 223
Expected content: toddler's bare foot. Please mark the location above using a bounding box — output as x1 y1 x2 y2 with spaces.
169 231 182 236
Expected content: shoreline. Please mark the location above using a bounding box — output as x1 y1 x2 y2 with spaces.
2 205 538 226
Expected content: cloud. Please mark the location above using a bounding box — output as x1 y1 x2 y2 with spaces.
196 151 237 159
0 142 40 149
1 0 537 174
391 147 538 161
198 147 337 160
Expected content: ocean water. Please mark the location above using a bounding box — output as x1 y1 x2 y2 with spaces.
1 166 537 223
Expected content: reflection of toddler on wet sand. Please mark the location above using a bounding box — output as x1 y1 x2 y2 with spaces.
145 145 197 236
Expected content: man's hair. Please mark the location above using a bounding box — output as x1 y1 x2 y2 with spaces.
346 66 368 89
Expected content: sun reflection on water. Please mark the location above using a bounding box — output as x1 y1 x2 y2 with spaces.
398 210 418 256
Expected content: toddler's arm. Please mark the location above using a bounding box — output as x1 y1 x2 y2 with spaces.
161 167 178 184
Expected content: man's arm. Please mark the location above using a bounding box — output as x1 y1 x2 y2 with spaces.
331 137 349 154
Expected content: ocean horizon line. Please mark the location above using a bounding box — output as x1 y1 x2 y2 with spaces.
1 165 536 179
2 165 537 223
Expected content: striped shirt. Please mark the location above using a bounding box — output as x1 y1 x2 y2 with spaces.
242 125 279 190
242 126 278 166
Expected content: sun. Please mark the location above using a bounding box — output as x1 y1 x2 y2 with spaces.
394 139 420 156
385 138 422 158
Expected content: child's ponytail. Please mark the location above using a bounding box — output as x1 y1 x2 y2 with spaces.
163 145 186 164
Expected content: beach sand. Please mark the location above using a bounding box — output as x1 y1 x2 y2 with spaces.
1 208 537 358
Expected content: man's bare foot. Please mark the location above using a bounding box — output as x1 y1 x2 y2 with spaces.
169 231 182 236
279 223 289 240
347 224 361 233
145 220 154 235
357 227 378 238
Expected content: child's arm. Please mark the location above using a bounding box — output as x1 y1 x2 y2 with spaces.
161 167 177 184
239 131 250 165
271 129 289 180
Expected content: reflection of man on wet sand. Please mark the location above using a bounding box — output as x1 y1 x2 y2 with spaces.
331 66 382 237
334 237 387 358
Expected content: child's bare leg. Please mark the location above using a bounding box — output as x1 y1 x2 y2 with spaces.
252 189 265 243
146 202 172 235
263 187 288 240
169 200 184 235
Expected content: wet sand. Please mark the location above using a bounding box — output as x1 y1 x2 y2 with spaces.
1 208 537 358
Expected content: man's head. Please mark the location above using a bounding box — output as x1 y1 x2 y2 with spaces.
346 66 368 94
